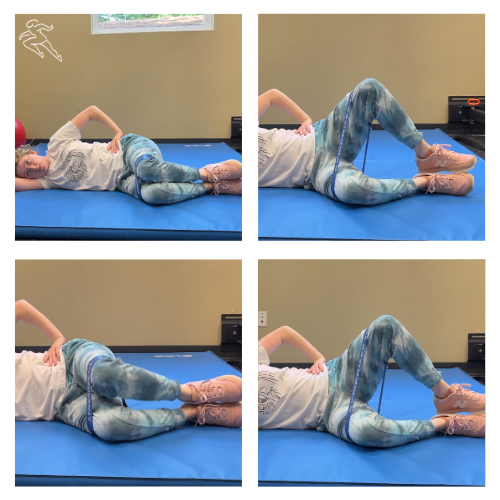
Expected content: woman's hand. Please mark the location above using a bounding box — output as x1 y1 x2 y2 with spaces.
295 118 313 136
107 131 124 154
43 336 67 367
307 355 326 375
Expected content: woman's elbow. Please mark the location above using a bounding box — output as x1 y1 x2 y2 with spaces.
15 300 28 321
266 89 280 101
277 325 294 338
87 105 99 116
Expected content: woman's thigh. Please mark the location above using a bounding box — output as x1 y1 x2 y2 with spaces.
122 135 162 166
313 162 416 205
335 165 417 205
347 403 434 447
64 340 115 391
92 403 185 442
321 397 434 447
57 389 123 436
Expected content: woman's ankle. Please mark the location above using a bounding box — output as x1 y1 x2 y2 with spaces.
414 140 434 159
413 175 429 191
431 378 452 398
179 403 198 422
431 416 448 432
199 167 208 181
179 383 194 402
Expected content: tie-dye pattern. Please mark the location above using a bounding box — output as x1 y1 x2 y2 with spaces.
318 315 440 448
117 134 207 205
57 339 185 442
306 79 423 205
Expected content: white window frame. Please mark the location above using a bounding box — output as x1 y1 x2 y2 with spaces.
91 14 214 35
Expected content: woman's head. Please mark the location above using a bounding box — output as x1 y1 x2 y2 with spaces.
15 145 49 179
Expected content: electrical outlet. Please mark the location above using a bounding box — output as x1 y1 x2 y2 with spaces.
258 311 267 327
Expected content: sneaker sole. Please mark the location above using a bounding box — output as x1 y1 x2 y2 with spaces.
435 409 485 415
417 155 477 174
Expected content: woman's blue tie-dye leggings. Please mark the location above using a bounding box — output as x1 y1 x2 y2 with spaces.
56 339 186 441
117 134 207 205
306 78 424 205
318 315 441 447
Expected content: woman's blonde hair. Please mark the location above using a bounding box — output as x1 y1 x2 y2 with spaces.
15 144 37 176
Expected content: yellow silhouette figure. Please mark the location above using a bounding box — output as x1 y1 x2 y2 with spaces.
19 19 62 62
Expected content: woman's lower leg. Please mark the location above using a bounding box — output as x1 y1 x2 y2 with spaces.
431 378 452 398
140 181 208 205
179 383 195 402
92 404 186 441
137 156 201 184
179 404 198 422
413 175 429 190
431 417 448 432
92 357 181 401
414 139 435 159
345 406 436 447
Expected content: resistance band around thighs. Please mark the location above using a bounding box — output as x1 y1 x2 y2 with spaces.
330 91 372 200
344 328 388 443
86 355 106 436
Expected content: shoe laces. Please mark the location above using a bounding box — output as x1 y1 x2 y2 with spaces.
452 383 481 401
196 379 217 403
427 175 456 194
433 144 460 161
213 180 238 195
196 404 227 426
205 163 228 183
445 414 477 436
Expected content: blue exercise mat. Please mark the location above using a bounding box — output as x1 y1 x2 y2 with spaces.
16 351 242 486
259 368 484 486
259 130 484 240
16 143 242 240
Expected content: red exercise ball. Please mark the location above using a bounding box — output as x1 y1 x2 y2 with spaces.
15 118 27 149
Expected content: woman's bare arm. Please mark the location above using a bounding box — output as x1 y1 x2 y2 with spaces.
15 300 67 366
71 105 124 153
71 105 121 135
259 326 326 374
258 89 313 135
15 177 44 192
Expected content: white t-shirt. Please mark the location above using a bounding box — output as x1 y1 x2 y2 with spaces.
258 342 328 430
15 350 67 421
37 121 124 191
258 127 316 188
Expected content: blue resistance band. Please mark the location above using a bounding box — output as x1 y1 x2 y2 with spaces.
330 91 372 200
86 355 106 436
344 328 388 442
133 154 155 202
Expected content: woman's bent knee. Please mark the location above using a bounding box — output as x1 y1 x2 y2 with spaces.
370 314 402 332
141 184 177 205
334 173 372 205
358 78 385 94
93 409 134 442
